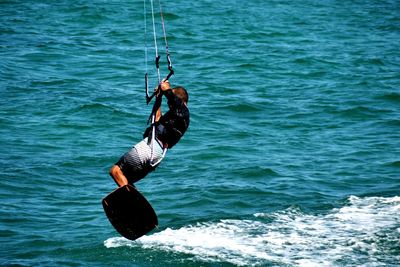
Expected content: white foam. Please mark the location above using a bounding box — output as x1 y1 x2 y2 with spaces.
104 196 400 266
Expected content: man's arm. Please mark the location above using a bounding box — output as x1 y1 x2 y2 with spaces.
155 105 162 122
153 80 167 122
155 80 172 122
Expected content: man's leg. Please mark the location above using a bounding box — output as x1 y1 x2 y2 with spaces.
109 165 128 187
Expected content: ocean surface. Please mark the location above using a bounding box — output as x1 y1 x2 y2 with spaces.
1 0 399 266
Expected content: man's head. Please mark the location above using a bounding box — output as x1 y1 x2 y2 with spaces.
172 86 189 104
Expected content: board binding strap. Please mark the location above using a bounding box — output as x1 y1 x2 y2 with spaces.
102 184 158 240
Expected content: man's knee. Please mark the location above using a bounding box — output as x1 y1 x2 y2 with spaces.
109 165 119 178
109 165 129 187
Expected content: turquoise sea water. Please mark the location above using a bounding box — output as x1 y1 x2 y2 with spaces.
1 0 399 266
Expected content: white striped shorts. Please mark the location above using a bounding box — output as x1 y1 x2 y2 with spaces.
115 137 163 184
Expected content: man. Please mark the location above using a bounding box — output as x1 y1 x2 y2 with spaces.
109 80 189 187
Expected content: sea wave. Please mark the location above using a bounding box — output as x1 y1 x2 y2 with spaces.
105 195 400 266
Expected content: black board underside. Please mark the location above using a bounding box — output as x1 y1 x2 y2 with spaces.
102 184 158 240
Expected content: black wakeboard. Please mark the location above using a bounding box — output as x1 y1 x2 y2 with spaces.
102 184 158 240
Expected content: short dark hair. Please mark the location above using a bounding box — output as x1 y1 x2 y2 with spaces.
172 86 188 103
